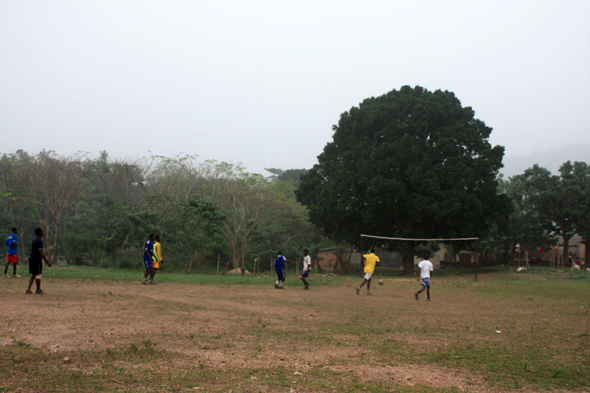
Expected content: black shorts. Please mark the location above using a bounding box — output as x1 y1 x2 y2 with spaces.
29 259 42 276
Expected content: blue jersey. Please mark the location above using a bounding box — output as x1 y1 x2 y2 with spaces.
6 233 18 255
143 240 154 262
274 255 286 271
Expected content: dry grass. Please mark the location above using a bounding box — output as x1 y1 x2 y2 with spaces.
0 267 589 392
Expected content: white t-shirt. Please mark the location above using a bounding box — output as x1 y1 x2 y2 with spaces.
418 260 433 279
303 255 311 271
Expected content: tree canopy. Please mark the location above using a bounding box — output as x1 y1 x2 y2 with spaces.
296 85 510 272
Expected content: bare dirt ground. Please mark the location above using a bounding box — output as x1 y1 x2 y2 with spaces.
1 273 587 392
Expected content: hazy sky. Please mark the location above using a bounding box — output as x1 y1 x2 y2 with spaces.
1 1 589 176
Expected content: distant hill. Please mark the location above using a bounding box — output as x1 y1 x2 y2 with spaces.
501 143 589 177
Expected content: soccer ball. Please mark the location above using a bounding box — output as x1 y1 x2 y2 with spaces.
378 279 384 285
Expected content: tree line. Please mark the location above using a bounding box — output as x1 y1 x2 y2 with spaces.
3 87 589 273
0 150 320 272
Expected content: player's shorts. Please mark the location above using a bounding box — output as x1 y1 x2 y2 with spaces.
29 260 42 276
299 270 309 277
277 269 285 281
143 258 153 270
364 272 373 280
421 277 430 287
6 254 17 264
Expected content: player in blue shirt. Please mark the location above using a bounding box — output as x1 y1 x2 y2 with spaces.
274 251 292 289
4 227 23 278
142 234 155 285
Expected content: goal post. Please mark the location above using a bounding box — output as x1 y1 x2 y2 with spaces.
360 234 480 280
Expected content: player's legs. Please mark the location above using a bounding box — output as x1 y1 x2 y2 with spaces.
142 259 153 284
415 278 430 300
358 273 372 293
26 275 35 293
10 255 18 276
276 269 285 288
3 261 10 277
299 271 309 289
35 276 42 293
149 267 156 282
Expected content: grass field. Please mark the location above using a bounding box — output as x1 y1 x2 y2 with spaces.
1 266 589 392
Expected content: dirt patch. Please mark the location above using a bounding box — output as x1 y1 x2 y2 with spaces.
1 274 588 392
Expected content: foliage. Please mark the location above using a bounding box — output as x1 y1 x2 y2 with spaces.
0 151 316 271
414 241 440 259
264 168 308 187
514 161 590 262
297 85 510 273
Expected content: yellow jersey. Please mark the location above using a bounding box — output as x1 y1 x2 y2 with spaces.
363 253 380 274
153 242 162 268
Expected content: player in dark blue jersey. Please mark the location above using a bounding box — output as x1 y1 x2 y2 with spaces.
25 228 52 294
274 251 292 289
142 234 155 285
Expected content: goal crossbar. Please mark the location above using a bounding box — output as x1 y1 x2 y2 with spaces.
361 234 479 242
360 234 480 281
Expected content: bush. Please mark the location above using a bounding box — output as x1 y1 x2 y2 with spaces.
99 259 110 269
118 259 137 270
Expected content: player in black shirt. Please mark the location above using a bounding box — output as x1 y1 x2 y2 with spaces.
26 228 52 295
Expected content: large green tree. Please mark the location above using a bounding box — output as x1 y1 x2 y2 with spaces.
296 85 510 273
518 161 590 265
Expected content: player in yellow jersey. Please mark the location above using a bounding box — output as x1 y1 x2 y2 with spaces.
355 248 380 296
150 235 163 284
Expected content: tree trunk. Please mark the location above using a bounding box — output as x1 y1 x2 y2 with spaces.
404 242 415 274
197 247 206 268
584 241 590 266
563 235 571 267
62 239 70 265
121 233 130 261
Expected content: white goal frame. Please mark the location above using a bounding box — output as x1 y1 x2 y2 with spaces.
360 234 480 280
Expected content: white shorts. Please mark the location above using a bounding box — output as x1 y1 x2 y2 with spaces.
364 272 373 280
34 274 42 279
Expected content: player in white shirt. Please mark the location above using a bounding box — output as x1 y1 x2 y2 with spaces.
299 249 312 290
415 255 433 301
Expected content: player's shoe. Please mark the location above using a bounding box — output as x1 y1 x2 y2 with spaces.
13 274 20 278
303 285 309 290
25 289 33 294
149 281 156 284
274 283 279 289
278 286 285 289
426 298 431 301
3 274 8 278
142 278 148 285
35 289 45 295
414 292 419 300
367 291 372 296
355 286 360 295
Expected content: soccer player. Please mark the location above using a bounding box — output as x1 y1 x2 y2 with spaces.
274 251 292 289
150 235 163 284
4 227 22 278
25 228 52 295
415 254 433 301
355 248 380 296
299 249 312 290
142 234 155 285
